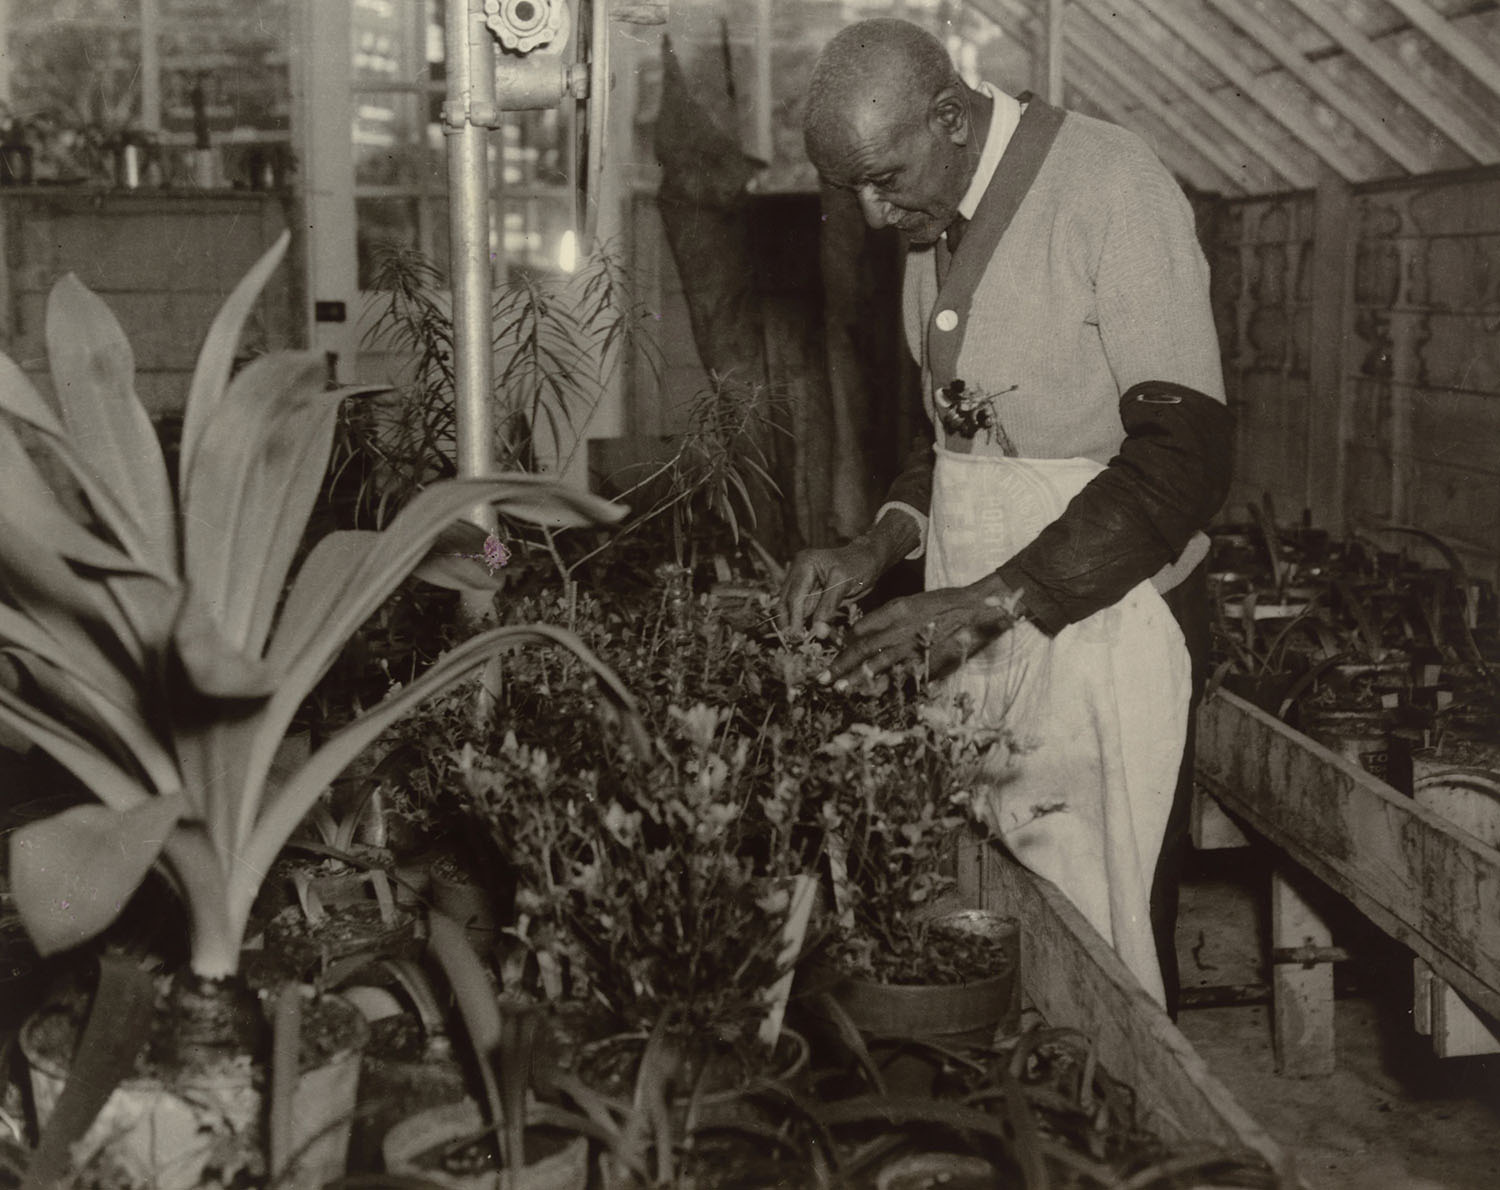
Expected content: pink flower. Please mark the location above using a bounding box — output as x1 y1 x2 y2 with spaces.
482 533 511 574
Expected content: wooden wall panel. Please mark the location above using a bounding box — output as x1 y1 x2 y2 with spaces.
0 191 299 418
1218 170 1500 584
1207 193 1316 523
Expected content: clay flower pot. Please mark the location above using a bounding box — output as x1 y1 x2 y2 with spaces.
824 910 1020 1095
21 986 368 1190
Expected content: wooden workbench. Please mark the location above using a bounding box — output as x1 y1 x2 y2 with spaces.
960 839 1292 1180
1196 689 1500 1065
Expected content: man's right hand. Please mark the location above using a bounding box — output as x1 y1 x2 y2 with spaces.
775 513 922 639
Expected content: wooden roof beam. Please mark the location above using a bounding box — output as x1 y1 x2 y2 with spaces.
1065 32 1252 193
1130 0 1363 181
1203 0 1429 173
1076 0 1310 188
1283 0 1500 163
1062 53 1243 194
1384 0 1500 105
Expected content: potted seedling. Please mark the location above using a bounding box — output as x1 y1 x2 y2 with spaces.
0 233 643 1188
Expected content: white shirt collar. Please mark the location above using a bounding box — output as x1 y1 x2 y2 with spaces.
956 83 1022 221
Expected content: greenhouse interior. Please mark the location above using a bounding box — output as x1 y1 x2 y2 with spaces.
0 1 1499 1187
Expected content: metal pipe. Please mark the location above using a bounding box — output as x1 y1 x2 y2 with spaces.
445 0 499 499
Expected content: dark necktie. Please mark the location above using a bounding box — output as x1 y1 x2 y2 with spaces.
946 214 969 254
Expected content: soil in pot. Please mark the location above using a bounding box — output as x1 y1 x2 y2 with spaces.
261 900 421 982
22 981 368 1190
814 911 1021 1095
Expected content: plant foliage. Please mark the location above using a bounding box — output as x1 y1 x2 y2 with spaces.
0 232 639 979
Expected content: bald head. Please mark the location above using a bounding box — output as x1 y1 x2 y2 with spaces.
803 20 959 166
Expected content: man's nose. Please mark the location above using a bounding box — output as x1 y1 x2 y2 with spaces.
856 185 899 229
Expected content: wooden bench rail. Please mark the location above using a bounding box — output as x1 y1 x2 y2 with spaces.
1197 689 1500 1023
964 840 1291 1179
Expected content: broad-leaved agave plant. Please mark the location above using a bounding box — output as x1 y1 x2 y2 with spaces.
0 232 636 979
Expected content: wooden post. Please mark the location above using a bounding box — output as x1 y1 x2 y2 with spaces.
1270 867 1336 1076
1305 168 1353 528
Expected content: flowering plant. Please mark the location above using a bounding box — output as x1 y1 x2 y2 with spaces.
458 699 811 1046
808 694 1015 982
935 377 1018 451
438 576 1015 1020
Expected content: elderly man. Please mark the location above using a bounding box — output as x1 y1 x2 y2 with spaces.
778 18 1232 1012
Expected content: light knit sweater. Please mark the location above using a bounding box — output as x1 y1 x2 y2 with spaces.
901 110 1225 468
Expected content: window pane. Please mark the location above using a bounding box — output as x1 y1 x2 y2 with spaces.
502 111 567 188
354 91 444 188
502 198 572 280
352 0 426 87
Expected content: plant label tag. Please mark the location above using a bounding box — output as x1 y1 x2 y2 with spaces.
826 831 854 932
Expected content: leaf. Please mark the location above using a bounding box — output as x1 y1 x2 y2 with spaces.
45 274 176 572
3 649 180 796
412 522 509 591
0 600 147 742
266 478 619 683
10 795 184 955
269 983 302 1182
426 911 508 1168
269 531 379 667
21 954 156 1190
0 415 144 572
172 585 281 700
0 684 154 811
0 350 65 437
427 911 502 1053
0 506 149 689
180 230 291 485
238 384 386 653
182 353 329 644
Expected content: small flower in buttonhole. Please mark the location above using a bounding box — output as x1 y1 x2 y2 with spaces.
935 377 1019 449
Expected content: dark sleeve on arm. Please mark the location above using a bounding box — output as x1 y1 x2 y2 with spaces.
882 422 936 516
995 381 1234 633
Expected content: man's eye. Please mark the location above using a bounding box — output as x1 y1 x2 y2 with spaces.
871 175 897 190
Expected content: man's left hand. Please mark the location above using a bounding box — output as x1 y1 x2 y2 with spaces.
821 573 1024 686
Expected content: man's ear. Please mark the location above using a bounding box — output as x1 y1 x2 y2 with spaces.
930 84 970 146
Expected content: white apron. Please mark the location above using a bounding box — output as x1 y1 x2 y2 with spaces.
926 446 1190 1006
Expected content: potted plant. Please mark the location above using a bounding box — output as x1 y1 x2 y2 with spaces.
452 589 826 1185
0 232 641 1187
790 675 1021 1090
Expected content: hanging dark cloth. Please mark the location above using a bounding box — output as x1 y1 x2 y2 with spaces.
653 35 796 551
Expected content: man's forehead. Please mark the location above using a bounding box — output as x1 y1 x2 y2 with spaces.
839 81 926 134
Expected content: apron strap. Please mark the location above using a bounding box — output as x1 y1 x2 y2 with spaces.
927 95 1067 392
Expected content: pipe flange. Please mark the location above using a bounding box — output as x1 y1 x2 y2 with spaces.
484 0 566 54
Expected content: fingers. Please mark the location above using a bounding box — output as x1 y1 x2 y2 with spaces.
845 597 900 641
826 624 912 682
810 578 849 632
777 558 819 638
